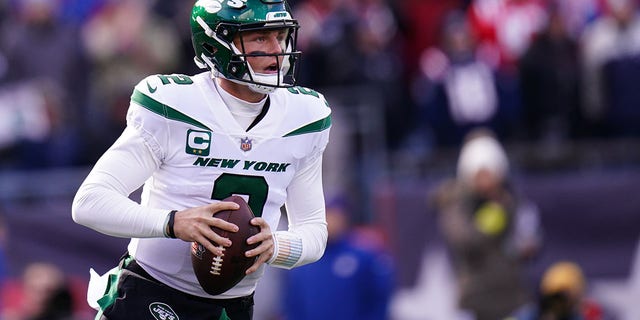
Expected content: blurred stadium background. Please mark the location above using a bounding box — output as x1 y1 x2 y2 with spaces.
0 0 639 319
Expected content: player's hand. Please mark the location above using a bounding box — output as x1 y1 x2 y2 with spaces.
173 202 240 256
244 217 273 275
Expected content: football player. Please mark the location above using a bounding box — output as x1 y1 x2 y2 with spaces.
72 1 331 319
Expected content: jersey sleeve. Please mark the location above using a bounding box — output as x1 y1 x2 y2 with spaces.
71 126 169 238
268 98 332 269
126 75 172 160
268 152 328 269
72 77 173 238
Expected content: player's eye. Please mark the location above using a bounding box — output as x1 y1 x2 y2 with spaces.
278 29 288 39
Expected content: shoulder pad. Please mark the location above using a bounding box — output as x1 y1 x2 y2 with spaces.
285 86 330 108
135 74 196 96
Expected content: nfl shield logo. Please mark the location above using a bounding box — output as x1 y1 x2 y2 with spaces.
240 137 252 151
191 242 205 260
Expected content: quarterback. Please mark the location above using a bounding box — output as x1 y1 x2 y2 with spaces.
72 0 331 319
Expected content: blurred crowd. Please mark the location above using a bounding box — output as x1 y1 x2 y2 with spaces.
0 0 639 170
403 0 640 151
0 0 639 319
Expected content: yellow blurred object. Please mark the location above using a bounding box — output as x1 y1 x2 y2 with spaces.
474 201 507 236
540 261 586 298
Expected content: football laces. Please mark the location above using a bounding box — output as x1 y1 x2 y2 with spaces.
210 245 225 275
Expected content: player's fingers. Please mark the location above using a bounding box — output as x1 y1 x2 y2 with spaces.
250 217 269 228
245 236 273 258
245 250 272 275
198 224 232 247
245 261 262 275
208 217 239 233
246 218 269 245
247 230 271 245
193 235 226 256
205 201 239 212
203 202 240 233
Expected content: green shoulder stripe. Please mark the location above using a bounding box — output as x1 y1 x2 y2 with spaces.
283 115 331 137
131 89 211 131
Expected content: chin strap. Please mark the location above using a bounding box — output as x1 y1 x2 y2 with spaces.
247 80 278 94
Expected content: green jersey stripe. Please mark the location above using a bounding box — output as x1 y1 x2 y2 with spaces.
131 89 211 131
283 115 331 137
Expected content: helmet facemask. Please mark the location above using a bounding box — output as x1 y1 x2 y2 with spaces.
193 12 301 94
229 23 300 93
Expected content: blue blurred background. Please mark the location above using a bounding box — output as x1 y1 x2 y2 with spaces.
0 0 639 319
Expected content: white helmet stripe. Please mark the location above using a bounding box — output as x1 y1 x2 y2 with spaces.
196 16 231 50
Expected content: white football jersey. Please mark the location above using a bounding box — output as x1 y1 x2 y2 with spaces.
122 72 331 297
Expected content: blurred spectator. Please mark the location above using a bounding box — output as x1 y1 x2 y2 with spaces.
292 0 410 150
350 0 402 86
2 262 77 320
293 0 402 86
408 10 518 149
59 0 106 26
0 80 66 169
580 0 640 137
518 2 584 143
349 0 409 151
1 0 89 168
397 0 464 80
149 0 200 75
282 198 395 320
433 128 542 320
467 0 548 74
509 261 607 320
292 0 360 87
80 0 182 160
552 0 601 40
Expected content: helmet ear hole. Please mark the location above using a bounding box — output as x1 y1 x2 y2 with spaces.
202 43 217 55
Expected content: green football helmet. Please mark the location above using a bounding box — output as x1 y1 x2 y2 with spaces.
191 0 301 93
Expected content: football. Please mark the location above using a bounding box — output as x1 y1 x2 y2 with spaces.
191 195 260 295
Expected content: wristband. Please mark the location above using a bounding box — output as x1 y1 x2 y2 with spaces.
268 232 303 269
167 210 178 238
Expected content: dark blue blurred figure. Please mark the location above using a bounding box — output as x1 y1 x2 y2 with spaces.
580 0 640 138
1 0 89 169
409 10 519 149
59 0 106 25
518 2 584 143
282 198 395 320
